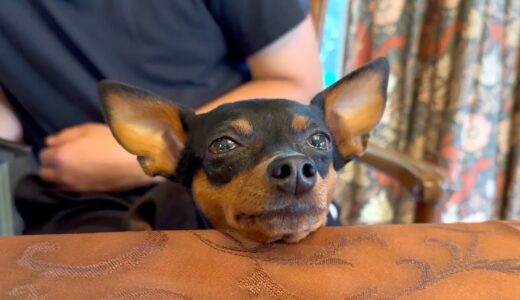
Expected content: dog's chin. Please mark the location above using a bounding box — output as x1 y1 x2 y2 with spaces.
229 203 329 243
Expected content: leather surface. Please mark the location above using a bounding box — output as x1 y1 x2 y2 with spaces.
1 221 519 299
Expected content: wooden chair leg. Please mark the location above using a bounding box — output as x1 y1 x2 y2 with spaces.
414 202 438 223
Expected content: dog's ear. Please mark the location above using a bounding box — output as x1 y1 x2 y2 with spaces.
311 58 389 169
98 81 194 177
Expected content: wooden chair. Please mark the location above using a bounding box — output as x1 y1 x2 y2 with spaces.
310 0 451 223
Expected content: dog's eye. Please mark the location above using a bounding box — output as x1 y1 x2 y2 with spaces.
209 137 238 154
307 133 329 151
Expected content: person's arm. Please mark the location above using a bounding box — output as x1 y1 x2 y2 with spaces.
39 15 323 193
197 15 322 114
0 87 22 142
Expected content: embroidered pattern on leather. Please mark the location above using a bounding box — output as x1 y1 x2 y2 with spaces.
195 231 387 299
194 231 386 265
4 222 519 299
238 261 306 300
101 288 191 300
344 287 379 300
346 228 520 299
16 231 167 278
8 284 46 300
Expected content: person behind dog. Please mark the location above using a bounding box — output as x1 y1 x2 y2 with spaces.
0 0 323 234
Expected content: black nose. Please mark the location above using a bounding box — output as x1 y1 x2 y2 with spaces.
268 155 317 195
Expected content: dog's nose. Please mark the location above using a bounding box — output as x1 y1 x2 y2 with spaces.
268 155 317 195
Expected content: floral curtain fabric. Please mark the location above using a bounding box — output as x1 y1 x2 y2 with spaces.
320 0 520 224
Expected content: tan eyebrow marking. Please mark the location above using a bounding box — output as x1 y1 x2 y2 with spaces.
291 115 311 132
230 118 253 136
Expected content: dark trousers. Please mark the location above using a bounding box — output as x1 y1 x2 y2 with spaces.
15 175 340 235
15 175 205 234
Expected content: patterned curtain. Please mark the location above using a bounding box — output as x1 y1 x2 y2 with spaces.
319 0 520 224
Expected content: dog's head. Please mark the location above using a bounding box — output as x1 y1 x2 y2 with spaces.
99 58 389 243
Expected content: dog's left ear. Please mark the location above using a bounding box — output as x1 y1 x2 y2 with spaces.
311 58 389 169
98 81 194 177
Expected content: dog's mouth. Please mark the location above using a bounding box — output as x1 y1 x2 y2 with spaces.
232 202 328 243
235 202 325 223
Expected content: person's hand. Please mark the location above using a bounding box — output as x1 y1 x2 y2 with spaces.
39 123 161 193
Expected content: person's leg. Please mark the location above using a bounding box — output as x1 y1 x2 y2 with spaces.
128 180 205 230
15 175 146 234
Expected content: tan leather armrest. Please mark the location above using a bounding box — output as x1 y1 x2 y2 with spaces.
1 221 518 298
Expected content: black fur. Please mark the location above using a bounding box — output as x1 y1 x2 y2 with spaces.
175 99 333 187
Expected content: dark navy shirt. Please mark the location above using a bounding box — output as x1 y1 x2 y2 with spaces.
0 0 308 153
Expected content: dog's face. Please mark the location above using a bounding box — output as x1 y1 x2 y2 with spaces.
188 100 337 243
99 58 389 243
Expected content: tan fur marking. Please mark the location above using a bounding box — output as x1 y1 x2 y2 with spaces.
325 69 385 159
230 118 253 136
326 164 337 202
192 160 336 243
106 94 186 177
291 115 311 132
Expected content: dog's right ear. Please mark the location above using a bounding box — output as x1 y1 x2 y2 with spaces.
310 58 389 169
98 81 194 177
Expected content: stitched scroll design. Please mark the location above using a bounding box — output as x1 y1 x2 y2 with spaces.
17 231 167 278
8 285 191 300
194 230 387 266
8 284 47 300
195 230 387 299
238 261 306 300
346 226 520 299
344 287 379 300
101 288 192 300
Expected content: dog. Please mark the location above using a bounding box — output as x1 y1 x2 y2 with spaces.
98 58 389 243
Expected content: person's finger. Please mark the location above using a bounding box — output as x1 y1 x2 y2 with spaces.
39 147 60 168
39 167 59 183
46 125 86 146
55 182 78 193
